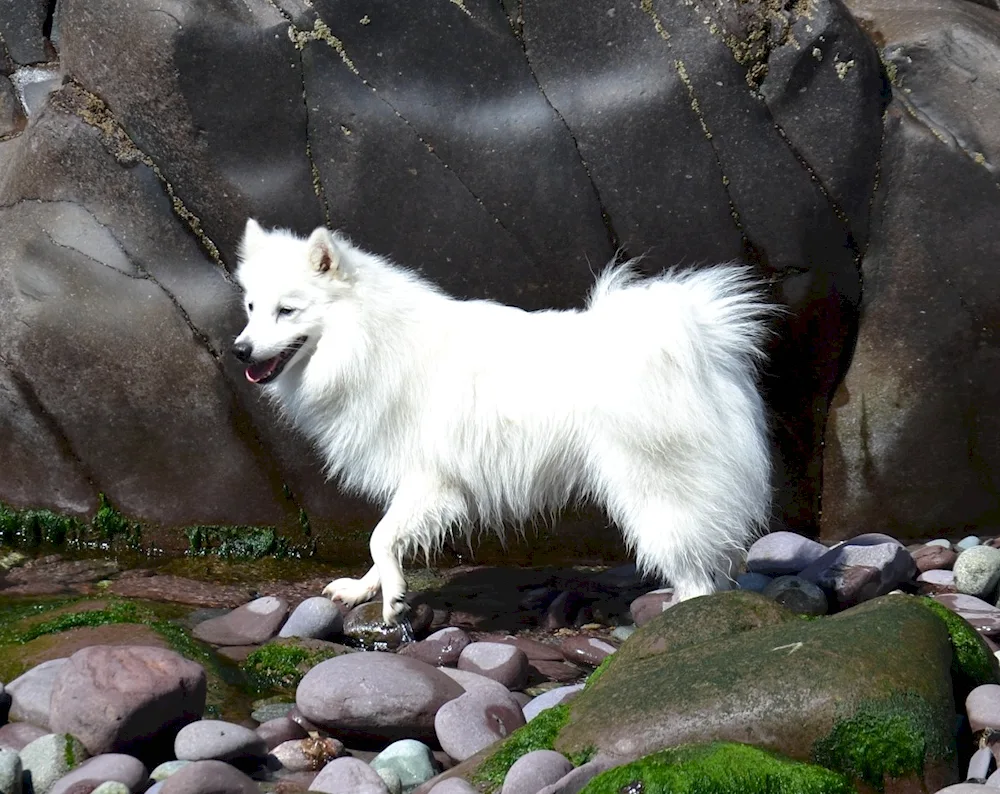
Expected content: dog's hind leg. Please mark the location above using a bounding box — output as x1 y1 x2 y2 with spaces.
322 565 381 611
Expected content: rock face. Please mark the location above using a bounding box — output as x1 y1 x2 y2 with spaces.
47 645 207 757
822 0 1000 541
0 0 890 545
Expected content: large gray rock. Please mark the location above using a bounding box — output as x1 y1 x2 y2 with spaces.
7 658 67 729
295 651 464 743
48 645 207 757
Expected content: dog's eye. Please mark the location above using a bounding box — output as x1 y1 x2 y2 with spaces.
277 306 296 317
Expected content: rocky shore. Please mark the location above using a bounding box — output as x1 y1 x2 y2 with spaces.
2 531 1000 793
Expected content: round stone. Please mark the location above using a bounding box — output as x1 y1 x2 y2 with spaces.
762 576 828 616
523 684 584 722
610 625 636 642
957 536 982 552
629 589 678 626
159 760 259 794
49 754 148 794
967 684 1000 732
954 546 1000 599
500 750 572 794
370 739 439 792
7 658 68 729
191 596 289 646
912 544 958 573
746 531 828 576
279 597 345 640
270 737 345 772
295 651 464 743
397 627 471 667
434 687 525 762
255 716 308 751
559 637 616 667
0 721 48 751
457 643 529 690
926 539 953 548
736 572 772 592
0 749 21 794
20 733 90 794
150 760 191 781
309 756 391 794
174 719 267 763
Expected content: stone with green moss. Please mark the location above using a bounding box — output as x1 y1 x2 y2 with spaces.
241 637 352 694
579 742 855 794
918 596 1000 692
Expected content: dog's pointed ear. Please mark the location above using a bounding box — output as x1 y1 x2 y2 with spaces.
306 227 344 277
241 218 267 254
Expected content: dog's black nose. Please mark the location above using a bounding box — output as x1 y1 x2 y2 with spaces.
232 341 253 362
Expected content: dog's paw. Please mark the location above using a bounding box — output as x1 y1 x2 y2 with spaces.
322 577 373 610
382 593 410 626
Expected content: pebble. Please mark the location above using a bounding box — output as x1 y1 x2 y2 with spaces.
526 660 583 683
0 722 48 751
536 757 619 794
967 685 1000 732
398 628 471 667
343 603 434 651
926 539 954 548
150 761 190 781
192 596 290 646
968 746 994 781
434 687 525 761
559 637 616 667
523 684 584 722
296 652 464 743
48 754 148 794
279 596 345 640
269 737 345 772
7 658 68 729
159 760 260 794
255 716 308 751
735 572 772 592
954 546 1000 600
500 750 572 794
48 645 207 757
762 576 828 616
371 739 439 793
0 749 21 794
20 733 90 794
912 544 958 573
309 756 391 794
799 542 916 609
174 719 267 763
746 531 828 576
934 594 1000 637
957 536 982 552
628 589 678 626
488 636 565 663
457 643 529 690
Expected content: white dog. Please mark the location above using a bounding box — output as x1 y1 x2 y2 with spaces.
232 219 774 625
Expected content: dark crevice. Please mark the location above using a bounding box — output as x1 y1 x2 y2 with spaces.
514 1 624 257
0 352 100 493
42 0 57 40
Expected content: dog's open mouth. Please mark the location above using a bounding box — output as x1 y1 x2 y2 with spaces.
245 337 308 384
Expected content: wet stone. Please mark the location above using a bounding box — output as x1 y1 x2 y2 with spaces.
278 597 345 641
438 667 514 699
762 575 828 616
397 627 471 667
916 569 956 595
799 542 917 609
526 660 583 684
457 642 529 690
559 636 616 667
250 701 296 724
343 602 433 651
958 536 982 552
736 572 773 593
191 596 289 646
933 593 1000 637
434 687 525 762
488 636 565 662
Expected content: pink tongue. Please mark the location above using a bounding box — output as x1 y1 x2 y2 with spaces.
245 357 279 383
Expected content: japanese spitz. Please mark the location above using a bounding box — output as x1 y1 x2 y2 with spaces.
232 219 773 625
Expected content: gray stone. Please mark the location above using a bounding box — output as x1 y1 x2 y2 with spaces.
536 757 620 794
255 717 307 751
735 572 772 593
523 685 584 722
309 757 390 794
7 658 67 729
762 576 828 616
0 749 21 794
966 684 1000 732
376 767 403 794
371 739 438 794
437 667 514 699
501 750 572 794
278 597 344 640
20 734 89 794
249 701 294 724
457 643 529 690
150 761 190 782
746 532 829 576
296 651 464 743
173 720 267 763
398 628 471 667
954 546 1000 599
0 722 47 752
926 539 954 548
967 746 993 781
610 625 635 643
934 594 1000 637
957 536 982 552
434 687 525 762
49 754 148 794
428 781 477 794
269 737 344 772
192 596 289 646
158 760 259 794
48 646 206 757
799 542 917 609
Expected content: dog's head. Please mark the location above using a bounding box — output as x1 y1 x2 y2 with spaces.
232 219 351 385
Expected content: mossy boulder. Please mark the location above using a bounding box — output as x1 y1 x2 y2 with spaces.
240 637 353 695
442 592 965 794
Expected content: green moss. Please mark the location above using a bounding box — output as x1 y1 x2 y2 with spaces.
579 743 854 794
64 733 77 768
812 692 952 790
920 596 999 689
474 705 592 791
584 653 616 690
240 639 345 694
185 524 315 560
93 493 142 545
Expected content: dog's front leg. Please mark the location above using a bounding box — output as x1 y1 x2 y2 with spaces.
322 564 381 610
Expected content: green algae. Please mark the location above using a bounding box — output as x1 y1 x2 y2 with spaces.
579 742 854 794
473 705 592 791
812 692 953 791
241 639 346 694
584 652 616 690
919 596 999 690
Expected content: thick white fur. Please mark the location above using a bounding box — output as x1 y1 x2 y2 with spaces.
234 219 774 624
